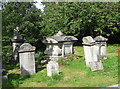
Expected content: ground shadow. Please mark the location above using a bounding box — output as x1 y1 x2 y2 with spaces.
36 66 46 73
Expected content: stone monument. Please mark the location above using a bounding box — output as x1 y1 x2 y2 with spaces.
47 61 59 76
18 43 36 77
11 27 24 63
42 31 78 60
94 35 108 59
82 36 103 71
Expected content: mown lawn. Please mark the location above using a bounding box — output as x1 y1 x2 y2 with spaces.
3 44 120 87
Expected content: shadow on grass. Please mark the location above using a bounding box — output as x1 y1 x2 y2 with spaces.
2 73 31 88
2 73 20 88
36 66 46 73
76 55 83 58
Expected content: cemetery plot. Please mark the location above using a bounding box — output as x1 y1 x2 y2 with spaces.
42 31 78 61
2 44 119 87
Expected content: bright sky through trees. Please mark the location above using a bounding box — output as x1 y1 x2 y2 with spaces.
34 0 44 12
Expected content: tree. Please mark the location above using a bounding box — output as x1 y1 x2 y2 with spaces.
41 2 120 42
2 2 42 62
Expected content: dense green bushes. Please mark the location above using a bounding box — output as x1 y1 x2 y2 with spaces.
2 2 120 63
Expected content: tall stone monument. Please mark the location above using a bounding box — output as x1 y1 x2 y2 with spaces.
11 27 24 63
18 43 36 77
82 36 103 71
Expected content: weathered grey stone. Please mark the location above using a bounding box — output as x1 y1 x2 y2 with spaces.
62 42 73 57
82 36 98 67
89 60 103 71
82 36 95 46
47 61 59 76
35 54 39 58
2 75 8 81
18 43 36 77
94 36 108 42
82 36 104 71
11 35 24 63
94 36 108 59
42 31 78 61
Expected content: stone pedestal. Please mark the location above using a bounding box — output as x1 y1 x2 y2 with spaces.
42 31 78 61
11 35 24 63
82 36 104 71
18 43 36 77
47 61 59 76
94 36 108 59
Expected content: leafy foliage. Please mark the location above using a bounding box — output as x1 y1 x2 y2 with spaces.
2 2 120 63
2 2 42 63
41 2 120 40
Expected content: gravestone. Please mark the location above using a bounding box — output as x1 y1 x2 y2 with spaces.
82 36 96 67
42 31 78 60
18 43 36 77
89 60 103 71
82 36 104 71
47 61 59 76
94 36 108 59
11 27 24 63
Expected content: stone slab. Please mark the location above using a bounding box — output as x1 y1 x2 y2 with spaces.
47 61 59 76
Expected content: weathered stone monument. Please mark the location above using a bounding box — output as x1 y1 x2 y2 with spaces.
82 36 103 71
11 27 24 63
47 61 59 76
94 36 108 59
18 43 36 77
42 31 78 60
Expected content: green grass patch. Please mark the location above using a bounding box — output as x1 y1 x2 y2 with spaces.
3 44 119 87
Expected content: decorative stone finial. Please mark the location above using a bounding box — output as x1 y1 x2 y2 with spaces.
56 31 63 36
100 35 104 41
14 27 20 36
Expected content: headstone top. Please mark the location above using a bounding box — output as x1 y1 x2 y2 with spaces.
82 36 95 45
19 43 36 77
11 35 24 43
42 31 78 44
94 36 108 42
14 27 20 36
19 43 36 52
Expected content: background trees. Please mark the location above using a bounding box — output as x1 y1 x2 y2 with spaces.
2 2 42 62
2 2 120 63
41 2 120 43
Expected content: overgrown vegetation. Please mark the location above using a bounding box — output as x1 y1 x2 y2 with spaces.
3 45 119 87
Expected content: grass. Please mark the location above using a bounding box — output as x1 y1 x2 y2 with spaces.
2 44 120 87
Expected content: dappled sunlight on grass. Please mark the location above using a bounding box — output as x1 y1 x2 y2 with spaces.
3 44 118 87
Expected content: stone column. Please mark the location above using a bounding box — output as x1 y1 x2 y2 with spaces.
82 36 104 71
11 35 24 63
18 43 36 77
